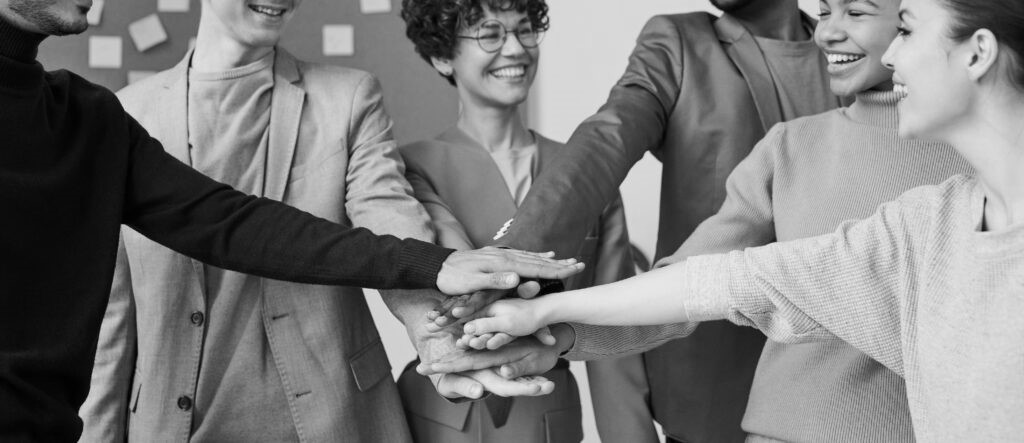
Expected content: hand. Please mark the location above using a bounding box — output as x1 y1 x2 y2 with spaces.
455 326 555 351
419 324 576 379
427 281 543 332
461 297 548 340
435 247 583 295
405 301 554 399
433 369 554 398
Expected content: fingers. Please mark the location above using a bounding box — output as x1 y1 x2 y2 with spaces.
467 369 554 397
433 373 484 399
532 326 556 346
463 317 508 337
516 280 542 299
416 348 525 375
485 333 517 350
451 289 507 319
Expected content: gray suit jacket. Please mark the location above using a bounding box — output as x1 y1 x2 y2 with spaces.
79 49 429 443
497 12 837 443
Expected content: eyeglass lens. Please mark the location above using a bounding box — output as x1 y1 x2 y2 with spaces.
476 20 541 52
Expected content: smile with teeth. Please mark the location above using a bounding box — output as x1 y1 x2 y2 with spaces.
491 66 526 79
249 5 285 16
893 84 909 99
827 53 865 65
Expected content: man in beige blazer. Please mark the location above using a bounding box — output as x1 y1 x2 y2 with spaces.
77 1 554 442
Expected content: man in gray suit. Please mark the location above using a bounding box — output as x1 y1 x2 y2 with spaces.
426 0 838 441
77 1 554 441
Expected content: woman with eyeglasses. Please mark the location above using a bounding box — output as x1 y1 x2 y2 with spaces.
394 0 635 441
458 0 1024 438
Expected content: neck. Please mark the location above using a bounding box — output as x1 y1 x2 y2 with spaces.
945 96 1024 230
0 11 47 62
191 15 273 70
729 0 807 41
455 99 532 152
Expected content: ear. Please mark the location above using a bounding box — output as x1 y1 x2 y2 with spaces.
964 28 1000 83
431 56 454 78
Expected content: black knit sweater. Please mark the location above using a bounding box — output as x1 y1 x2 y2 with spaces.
0 16 451 441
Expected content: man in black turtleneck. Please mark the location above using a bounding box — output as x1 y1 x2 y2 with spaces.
0 1 581 440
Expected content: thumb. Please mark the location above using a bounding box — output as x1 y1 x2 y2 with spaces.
435 374 484 399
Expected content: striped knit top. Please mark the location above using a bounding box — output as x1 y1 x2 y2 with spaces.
567 91 971 441
680 174 1024 442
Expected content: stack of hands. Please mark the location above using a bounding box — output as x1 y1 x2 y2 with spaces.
407 247 584 400
405 247 584 400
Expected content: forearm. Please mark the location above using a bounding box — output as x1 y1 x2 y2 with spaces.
539 257 733 327
124 126 452 289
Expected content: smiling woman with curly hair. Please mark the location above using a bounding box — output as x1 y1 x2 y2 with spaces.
394 0 636 442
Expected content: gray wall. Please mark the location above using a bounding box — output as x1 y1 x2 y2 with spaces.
37 0 457 145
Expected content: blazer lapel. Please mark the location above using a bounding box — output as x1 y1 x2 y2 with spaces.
264 49 305 201
158 49 193 165
715 14 784 133
158 49 207 291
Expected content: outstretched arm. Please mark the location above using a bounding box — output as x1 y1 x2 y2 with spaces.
494 15 686 256
464 193 923 375
120 116 580 294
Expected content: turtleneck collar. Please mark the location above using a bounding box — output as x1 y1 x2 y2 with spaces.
0 13 46 63
0 13 47 94
846 90 901 128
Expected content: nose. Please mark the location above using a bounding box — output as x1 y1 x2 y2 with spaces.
881 38 899 70
500 31 527 57
815 16 847 46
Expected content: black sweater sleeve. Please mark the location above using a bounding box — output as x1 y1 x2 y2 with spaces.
119 116 453 290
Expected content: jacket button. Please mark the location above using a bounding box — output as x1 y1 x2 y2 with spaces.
177 395 192 411
190 311 204 326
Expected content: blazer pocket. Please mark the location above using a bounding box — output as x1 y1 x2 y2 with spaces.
348 339 391 392
130 379 142 413
544 406 583 443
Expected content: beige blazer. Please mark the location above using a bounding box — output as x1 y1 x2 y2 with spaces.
79 49 430 443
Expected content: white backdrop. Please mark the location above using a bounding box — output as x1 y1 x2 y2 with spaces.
368 1 821 441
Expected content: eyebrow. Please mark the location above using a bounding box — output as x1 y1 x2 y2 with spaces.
842 0 880 7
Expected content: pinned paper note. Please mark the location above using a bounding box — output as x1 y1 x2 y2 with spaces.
86 0 104 26
88 36 122 69
128 14 169 52
127 70 157 84
158 0 190 12
323 25 355 56
360 0 392 14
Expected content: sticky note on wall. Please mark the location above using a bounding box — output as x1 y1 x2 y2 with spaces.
157 0 190 12
88 36 122 69
86 0 104 26
128 14 169 52
360 0 392 14
323 25 355 56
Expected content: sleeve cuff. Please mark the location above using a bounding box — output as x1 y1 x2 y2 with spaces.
397 239 454 289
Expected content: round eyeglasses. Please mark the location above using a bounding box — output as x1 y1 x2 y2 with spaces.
456 19 544 53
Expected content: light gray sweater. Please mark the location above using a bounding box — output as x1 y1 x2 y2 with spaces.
568 91 971 441
682 175 1024 442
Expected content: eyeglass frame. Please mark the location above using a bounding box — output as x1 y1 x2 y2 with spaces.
455 19 545 53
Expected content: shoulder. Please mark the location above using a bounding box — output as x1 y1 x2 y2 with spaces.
116 69 174 115
294 57 376 95
399 139 448 170
46 69 123 109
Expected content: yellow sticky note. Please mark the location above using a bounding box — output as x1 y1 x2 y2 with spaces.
88 36 122 69
86 0 104 26
323 25 355 56
360 0 392 14
128 14 168 52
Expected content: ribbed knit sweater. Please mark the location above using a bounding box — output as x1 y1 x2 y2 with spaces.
678 174 1024 442
0 17 450 441
567 91 971 441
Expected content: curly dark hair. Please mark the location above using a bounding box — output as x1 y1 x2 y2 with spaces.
401 0 550 85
